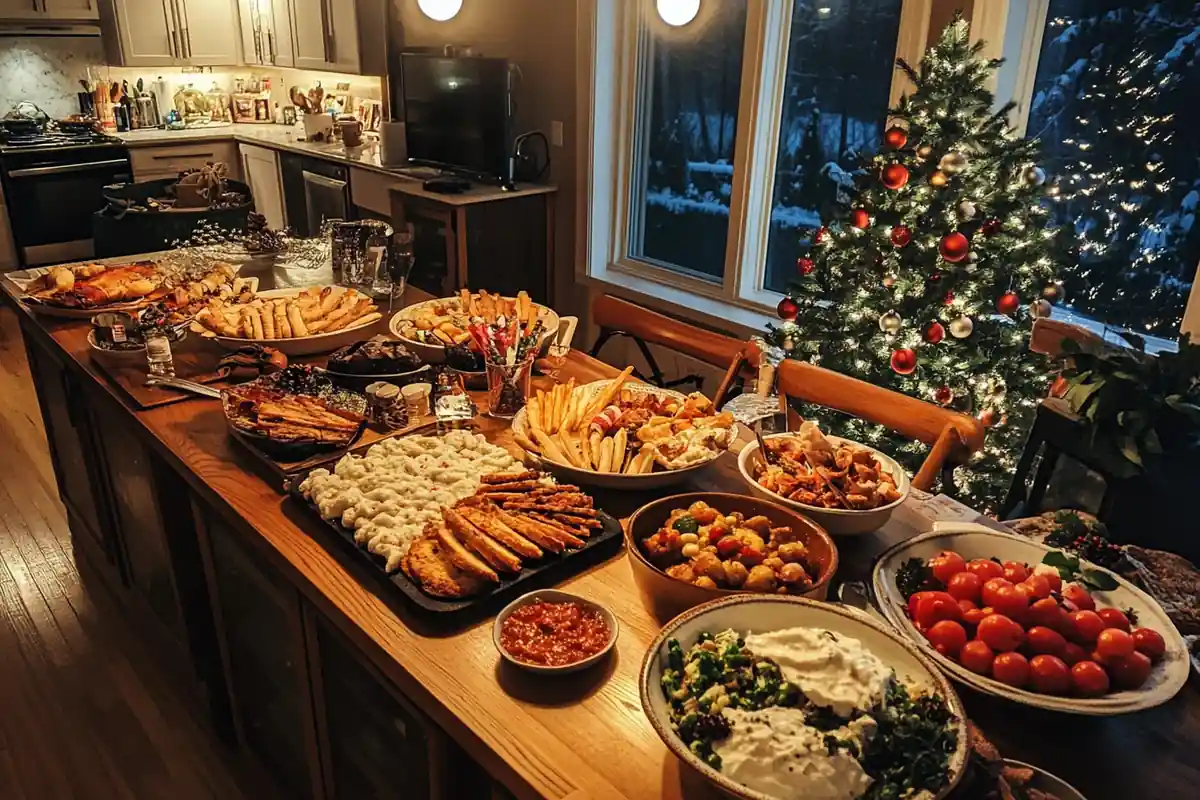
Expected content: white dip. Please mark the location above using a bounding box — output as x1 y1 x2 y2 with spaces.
744 628 892 717
714 707 876 799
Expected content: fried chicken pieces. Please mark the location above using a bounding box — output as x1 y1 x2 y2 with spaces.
400 471 602 598
754 421 902 510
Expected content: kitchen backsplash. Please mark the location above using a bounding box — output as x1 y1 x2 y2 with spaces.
0 36 382 122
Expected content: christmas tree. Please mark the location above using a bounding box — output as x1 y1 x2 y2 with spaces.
1027 1 1200 339
765 17 1065 511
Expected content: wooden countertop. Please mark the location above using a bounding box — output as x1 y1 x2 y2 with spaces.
2 270 1198 800
118 124 558 207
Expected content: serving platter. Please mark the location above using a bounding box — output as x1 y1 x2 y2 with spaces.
204 287 383 357
291 484 624 619
640 595 970 800
8 262 161 318
388 293 560 363
872 523 1190 715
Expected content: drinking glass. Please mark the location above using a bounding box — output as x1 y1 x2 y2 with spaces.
485 355 536 419
375 230 415 312
330 219 393 289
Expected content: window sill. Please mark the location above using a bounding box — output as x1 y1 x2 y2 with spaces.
582 263 774 341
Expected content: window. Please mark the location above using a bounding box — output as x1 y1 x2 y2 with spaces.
629 1 749 282
763 0 906 294
1023 0 1200 345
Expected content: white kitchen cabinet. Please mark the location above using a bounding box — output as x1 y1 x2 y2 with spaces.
175 0 240 65
101 0 240 67
238 0 293 67
286 0 384 75
0 0 99 21
239 144 286 231
288 0 330 70
130 141 242 183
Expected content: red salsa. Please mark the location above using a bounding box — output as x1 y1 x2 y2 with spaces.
499 600 611 667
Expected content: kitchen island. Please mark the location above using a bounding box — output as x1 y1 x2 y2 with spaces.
1 260 1197 800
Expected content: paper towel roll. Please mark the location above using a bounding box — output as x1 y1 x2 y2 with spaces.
379 121 407 166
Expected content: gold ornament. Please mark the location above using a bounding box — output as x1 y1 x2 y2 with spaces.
938 152 969 175
929 170 949 188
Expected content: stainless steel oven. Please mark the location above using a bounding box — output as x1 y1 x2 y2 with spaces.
0 142 132 267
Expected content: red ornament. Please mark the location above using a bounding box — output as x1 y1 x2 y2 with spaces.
796 257 815 275
939 231 970 262
850 208 870 229
890 348 917 375
884 126 908 150
881 162 910 190
934 385 953 405
944 290 955 306
890 225 912 247
813 226 830 245
996 291 1021 314
979 408 998 427
923 321 946 344
777 297 799 320
981 218 1002 237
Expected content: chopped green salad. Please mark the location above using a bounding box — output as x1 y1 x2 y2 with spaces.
660 628 958 800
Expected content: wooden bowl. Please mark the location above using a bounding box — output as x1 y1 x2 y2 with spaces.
625 492 838 621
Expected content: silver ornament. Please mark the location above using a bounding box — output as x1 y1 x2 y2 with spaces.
1046 182 1061 197
939 152 969 175
1030 299 1053 319
879 309 903 334
1023 165 1047 186
949 315 974 339
957 200 977 220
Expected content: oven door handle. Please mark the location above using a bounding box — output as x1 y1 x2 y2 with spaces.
8 159 129 177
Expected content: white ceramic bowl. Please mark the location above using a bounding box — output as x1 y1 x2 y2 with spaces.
738 432 910 536
872 523 1190 715
388 294 560 363
640 595 970 800
206 287 380 357
87 329 146 362
492 590 618 675
511 380 726 490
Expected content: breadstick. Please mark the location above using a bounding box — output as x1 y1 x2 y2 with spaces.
325 300 376 332
288 303 309 336
532 430 567 465
301 287 336 321
578 428 591 470
514 430 540 454
261 300 276 339
309 298 364 333
526 397 543 434
239 309 254 338
586 367 634 420
247 306 265 340
597 437 615 473
556 430 582 467
275 302 292 338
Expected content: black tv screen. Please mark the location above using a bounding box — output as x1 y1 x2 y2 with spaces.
401 54 510 179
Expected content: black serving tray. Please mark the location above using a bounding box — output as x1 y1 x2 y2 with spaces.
290 484 625 618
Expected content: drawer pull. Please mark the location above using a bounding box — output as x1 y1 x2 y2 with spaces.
151 152 216 160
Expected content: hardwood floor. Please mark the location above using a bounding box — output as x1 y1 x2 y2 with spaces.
0 307 268 800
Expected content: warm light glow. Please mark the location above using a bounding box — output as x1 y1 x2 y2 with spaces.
656 0 700 26
417 0 462 22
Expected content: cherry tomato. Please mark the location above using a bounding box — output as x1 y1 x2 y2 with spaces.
716 537 742 557
1095 628 1136 660
957 598 978 613
946 571 983 603
915 592 962 630
977 613 1024 652
1070 660 1110 697
1097 608 1131 632
1061 642 1089 666
1029 655 1072 694
1071 610 1106 644
1028 597 1063 627
1107 651 1153 690
907 591 938 622
1033 566 1063 594
962 606 990 626
1021 575 1052 600
929 550 967 585
992 652 1030 687
960 640 995 675
981 578 1014 608
967 559 1005 582
1132 628 1167 662
739 546 765 566
1026 626 1068 658
1062 583 1096 611
1002 561 1030 584
926 620 968 658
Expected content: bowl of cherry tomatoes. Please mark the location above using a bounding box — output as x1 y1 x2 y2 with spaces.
872 523 1189 715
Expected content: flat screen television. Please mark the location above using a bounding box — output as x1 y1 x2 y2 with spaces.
401 54 511 181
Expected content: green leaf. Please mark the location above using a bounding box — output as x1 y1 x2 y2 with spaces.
1117 434 1144 467
1142 428 1163 455
1042 551 1078 570
1080 569 1119 592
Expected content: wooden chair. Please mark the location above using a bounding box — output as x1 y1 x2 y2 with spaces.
589 294 745 391
716 342 987 493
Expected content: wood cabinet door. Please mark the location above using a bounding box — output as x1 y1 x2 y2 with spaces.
40 0 99 19
177 0 240 65
21 336 112 563
207 518 320 800
240 144 287 231
112 0 179 67
324 0 359 73
309 611 443 800
0 0 44 20
289 0 330 70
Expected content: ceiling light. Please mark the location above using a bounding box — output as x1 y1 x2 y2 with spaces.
656 0 700 27
417 0 463 22
817 6 833 16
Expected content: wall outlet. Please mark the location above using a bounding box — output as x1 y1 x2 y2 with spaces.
550 120 564 147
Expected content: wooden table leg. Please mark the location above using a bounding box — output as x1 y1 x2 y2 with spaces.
1026 442 1060 513
1001 422 1046 518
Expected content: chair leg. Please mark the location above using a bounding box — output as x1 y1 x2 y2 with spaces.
631 336 669 388
589 328 616 360
1026 442 1060 513
1000 425 1045 519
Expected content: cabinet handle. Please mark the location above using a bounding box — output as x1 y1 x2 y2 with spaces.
322 0 333 61
182 27 190 59
151 152 215 160
171 29 179 59
253 27 262 63
267 29 276 64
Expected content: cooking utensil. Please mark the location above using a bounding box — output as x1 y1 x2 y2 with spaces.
145 376 222 399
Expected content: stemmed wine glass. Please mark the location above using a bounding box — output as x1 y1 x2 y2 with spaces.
373 230 415 312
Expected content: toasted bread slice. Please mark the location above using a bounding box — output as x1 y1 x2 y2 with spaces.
402 535 486 598
432 524 499 583
458 505 543 560
443 507 523 573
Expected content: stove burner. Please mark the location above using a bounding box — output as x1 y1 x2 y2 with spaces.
0 120 122 150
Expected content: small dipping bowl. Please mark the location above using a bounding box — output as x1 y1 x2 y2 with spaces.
90 311 139 348
493 590 619 675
